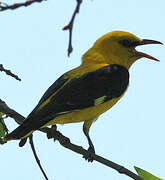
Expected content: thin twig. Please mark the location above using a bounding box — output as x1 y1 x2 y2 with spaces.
0 99 144 180
0 0 45 11
29 135 49 180
0 99 24 124
0 64 21 81
63 0 82 56
0 0 81 56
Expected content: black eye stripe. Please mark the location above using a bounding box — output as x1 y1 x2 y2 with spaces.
119 39 140 48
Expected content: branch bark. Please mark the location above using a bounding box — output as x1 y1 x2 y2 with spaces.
29 135 49 180
0 0 81 56
0 0 45 11
63 0 82 57
0 99 143 180
0 64 21 81
0 99 24 124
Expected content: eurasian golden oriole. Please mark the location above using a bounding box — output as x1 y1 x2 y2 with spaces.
3 31 162 161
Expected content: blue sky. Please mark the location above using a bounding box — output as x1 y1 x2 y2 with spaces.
1 0 165 180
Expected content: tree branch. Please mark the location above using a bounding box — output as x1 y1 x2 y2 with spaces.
63 0 82 57
29 135 49 180
0 98 143 180
40 127 144 180
0 0 45 11
0 99 24 124
0 64 21 81
0 0 81 56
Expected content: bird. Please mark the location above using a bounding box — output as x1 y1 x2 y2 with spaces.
2 31 162 161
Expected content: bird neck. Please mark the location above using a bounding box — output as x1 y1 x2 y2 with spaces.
82 47 135 69
82 48 107 65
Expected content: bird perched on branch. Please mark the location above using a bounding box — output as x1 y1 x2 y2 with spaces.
2 31 162 162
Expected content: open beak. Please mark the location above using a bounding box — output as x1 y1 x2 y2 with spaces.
134 39 163 61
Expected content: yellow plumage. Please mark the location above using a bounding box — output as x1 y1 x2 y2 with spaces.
3 31 162 161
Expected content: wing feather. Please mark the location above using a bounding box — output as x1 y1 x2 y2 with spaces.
5 64 129 139
28 64 129 128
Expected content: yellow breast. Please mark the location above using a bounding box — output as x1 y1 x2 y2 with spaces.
44 94 124 127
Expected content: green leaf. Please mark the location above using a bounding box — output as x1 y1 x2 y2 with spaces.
134 166 163 180
0 113 6 138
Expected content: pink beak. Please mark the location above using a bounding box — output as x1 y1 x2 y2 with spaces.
135 39 163 61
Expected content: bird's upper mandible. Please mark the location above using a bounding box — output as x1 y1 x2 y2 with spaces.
82 31 162 69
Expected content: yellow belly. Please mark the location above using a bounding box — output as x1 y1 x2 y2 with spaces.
44 95 123 127
17 94 125 141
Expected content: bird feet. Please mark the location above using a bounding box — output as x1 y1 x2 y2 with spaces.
83 146 95 162
47 125 71 146
47 125 57 141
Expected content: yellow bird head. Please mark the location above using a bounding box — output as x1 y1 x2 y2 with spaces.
89 31 162 68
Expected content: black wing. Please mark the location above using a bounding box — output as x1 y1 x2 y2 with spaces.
6 64 129 139
37 74 69 105
27 64 129 128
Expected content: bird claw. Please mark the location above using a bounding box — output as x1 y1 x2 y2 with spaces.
46 125 57 141
83 146 95 162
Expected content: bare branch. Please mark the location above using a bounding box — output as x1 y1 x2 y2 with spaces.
0 0 45 11
0 64 21 81
63 0 82 57
0 99 143 180
29 135 49 180
0 0 82 56
0 99 24 124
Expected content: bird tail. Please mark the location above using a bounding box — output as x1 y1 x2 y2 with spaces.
3 121 34 143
